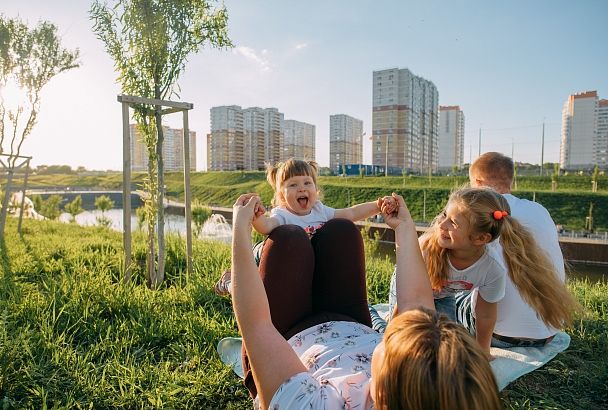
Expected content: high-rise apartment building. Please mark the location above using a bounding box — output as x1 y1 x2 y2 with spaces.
208 105 244 171
560 91 608 170
130 124 196 172
597 99 608 167
372 68 439 175
329 114 363 172
438 106 465 171
208 105 287 171
282 119 315 161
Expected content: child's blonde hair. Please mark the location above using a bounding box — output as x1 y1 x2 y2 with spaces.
420 187 579 329
374 308 501 410
266 158 320 207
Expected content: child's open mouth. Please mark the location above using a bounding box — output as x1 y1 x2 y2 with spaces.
297 196 309 208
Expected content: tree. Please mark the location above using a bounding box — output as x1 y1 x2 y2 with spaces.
0 16 79 239
64 195 84 223
90 0 232 289
39 195 63 220
591 165 599 193
551 163 560 192
192 200 211 236
95 195 114 228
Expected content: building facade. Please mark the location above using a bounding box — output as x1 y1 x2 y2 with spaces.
560 91 608 170
208 105 244 171
282 119 316 161
372 68 439 175
208 105 285 171
438 106 465 171
329 114 363 173
130 124 196 172
597 99 608 168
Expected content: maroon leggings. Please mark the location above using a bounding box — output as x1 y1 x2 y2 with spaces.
242 218 372 397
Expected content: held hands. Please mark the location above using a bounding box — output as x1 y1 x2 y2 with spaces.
233 193 265 230
382 193 413 230
377 195 397 215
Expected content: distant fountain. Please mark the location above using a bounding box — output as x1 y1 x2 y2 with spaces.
9 192 45 220
199 214 232 243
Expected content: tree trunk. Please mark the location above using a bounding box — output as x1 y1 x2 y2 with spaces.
0 169 14 239
144 118 158 287
147 221 156 288
154 104 165 289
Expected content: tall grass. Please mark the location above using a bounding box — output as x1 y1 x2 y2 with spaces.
1 218 606 408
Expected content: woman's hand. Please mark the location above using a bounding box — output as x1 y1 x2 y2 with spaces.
233 193 262 230
382 193 413 230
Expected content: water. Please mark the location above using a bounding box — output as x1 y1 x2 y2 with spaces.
199 214 232 243
59 209 232 243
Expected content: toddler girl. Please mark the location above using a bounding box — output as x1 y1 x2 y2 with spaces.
215 158 394 296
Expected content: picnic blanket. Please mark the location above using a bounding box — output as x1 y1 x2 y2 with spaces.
217 303 570 391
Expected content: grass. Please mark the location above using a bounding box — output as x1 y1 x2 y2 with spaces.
0 217 606 409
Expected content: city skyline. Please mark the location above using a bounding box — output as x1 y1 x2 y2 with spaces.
2 0 607 170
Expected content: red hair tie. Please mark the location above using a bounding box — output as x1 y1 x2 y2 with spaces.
492 210 508 220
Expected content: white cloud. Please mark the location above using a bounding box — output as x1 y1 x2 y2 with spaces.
294 42 308 50
233 46 271 72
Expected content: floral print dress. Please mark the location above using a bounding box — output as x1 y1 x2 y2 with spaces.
265 321 381 410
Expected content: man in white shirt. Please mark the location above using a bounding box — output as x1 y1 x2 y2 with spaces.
466 152 565 346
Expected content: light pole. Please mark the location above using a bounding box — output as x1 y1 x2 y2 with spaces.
385 134 389 177
540 120 545 176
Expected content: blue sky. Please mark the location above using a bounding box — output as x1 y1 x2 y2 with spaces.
2 0 607 170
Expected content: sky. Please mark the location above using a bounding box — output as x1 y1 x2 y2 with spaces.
1 0 607 171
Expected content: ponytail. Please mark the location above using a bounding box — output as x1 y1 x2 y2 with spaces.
499 217 581 328
419 219 450 291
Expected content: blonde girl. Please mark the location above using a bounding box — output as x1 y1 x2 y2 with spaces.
389 187 579 355
252 158 394 236
214 158 394 296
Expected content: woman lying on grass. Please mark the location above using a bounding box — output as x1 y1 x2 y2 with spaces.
230 192 500 409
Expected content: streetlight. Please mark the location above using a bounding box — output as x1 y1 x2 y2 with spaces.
385 134 389 177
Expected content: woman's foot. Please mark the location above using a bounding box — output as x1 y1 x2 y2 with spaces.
214 270 232 296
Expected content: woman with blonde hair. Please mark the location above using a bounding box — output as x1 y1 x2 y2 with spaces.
230 191 500 409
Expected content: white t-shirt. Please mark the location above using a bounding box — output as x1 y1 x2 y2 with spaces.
268 321 379 410
488 194 566 339
388 245 506 316
270 201 335 235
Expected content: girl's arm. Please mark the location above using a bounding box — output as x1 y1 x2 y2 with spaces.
252 213 280 235
474 294 497 358
231 194 307 408
383 193 434 314
334 200 380 221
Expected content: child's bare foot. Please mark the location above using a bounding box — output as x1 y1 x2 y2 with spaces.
214 270 232 296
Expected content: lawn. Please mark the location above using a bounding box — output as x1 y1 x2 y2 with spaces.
0 218 606 409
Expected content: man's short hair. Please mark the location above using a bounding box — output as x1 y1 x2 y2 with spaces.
470 152 514 189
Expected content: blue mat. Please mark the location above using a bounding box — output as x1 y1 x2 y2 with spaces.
371 303 570 391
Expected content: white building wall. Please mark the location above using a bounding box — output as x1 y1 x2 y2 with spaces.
438 107 465 171
329 114 363 172
560 92 598 170
282 119 316 161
